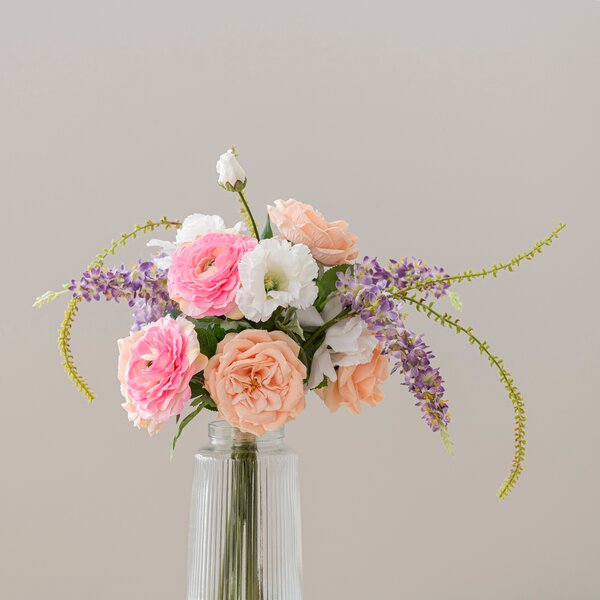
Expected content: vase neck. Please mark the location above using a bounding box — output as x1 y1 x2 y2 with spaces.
208 420 285 448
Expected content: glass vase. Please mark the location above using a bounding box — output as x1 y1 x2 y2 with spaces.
186 420 303 600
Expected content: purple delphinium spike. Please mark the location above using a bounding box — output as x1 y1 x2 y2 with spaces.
388 256 450 300
69 260 174 330
336 256 450 431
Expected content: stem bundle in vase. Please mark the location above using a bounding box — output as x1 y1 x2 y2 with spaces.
219 437 261 600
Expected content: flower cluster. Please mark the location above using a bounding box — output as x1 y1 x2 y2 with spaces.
37 145 565 497
69 260 174 330
388 257 450 299
337 257 450 431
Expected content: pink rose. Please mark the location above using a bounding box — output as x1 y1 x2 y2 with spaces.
118 316 208 435
316 347 389 415
268 198 358 266
167 231 257 318
204 329 306 436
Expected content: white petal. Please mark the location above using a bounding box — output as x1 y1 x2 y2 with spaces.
308 343 337 389
296 306 324 327
175 214 227 244
216 150 246 187
236 238 319 322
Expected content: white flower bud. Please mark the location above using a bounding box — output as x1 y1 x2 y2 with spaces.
216 147 247 192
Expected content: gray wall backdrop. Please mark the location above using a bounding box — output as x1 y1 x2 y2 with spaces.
1 1 598 598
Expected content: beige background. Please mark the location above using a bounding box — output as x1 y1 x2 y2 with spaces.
1 1 598 598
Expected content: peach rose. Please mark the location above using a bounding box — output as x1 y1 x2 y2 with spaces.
268 199 358 266
204 329 306 435
316 347 389 415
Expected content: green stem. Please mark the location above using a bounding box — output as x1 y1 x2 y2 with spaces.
402 222 566 294
302 308 351 349
57 217 182 402
219 438 262 599
237 190 260 240
404 295 526 499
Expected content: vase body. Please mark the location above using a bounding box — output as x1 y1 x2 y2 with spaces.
186 420 303 600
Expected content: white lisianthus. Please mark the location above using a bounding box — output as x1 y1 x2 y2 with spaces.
216 147 247 191
298 296 377 388
236 239 319 322
147 213 247 269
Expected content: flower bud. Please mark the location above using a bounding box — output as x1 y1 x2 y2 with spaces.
216 146 247 192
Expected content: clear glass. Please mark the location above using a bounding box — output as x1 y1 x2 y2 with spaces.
186 420 303 600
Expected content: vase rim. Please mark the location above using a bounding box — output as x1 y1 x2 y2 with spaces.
208 419 285 443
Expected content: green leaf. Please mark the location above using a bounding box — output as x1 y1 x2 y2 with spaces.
190 316 251 340
314 375 329 390
275 311 306 341
261 213 273 240
189 377 206 399
195 327 218 358
316 264 351 309
171 403 206 460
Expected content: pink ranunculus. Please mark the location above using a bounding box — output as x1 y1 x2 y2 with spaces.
203 329 306 436
316 346 389 415
268 198 358 266
167 231 257 318
117 316 208 434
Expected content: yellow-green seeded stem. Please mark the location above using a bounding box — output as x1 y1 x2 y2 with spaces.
56 217 182 402
404 295 526 500
237 190 260 240
90 217 181 268
33 288 69 308
403 222 566 294
58 297 96 402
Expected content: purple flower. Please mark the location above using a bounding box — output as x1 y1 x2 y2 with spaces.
336 256 451 432
389 257 450 299
69 260 174 330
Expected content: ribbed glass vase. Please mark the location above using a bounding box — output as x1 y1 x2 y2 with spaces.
186 420 303 600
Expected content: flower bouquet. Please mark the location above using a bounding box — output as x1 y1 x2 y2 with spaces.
36 147 564 598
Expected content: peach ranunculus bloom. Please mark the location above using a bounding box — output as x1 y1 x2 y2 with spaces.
118 316 208 435
268 199 358 266
316 346 389 415
204 329 306 436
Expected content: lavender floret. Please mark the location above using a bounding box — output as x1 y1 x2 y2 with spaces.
337 256 451 431
69 260 174 330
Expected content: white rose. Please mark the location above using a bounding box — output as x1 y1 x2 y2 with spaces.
216 147 246 191
236 238 319 322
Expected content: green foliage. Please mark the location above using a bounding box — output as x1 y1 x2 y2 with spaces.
274 309 305 342
405 223 566 293
195 327 219 358
171 391 215 459
261 214 273 240
58 297 95 402
33 288 68 308
53 217 182 402
314 375 329 390
447 291 463 311
190 316 255 358
89 217 181 268
406 296 526 500
440 425 455 457
315 264 351 309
